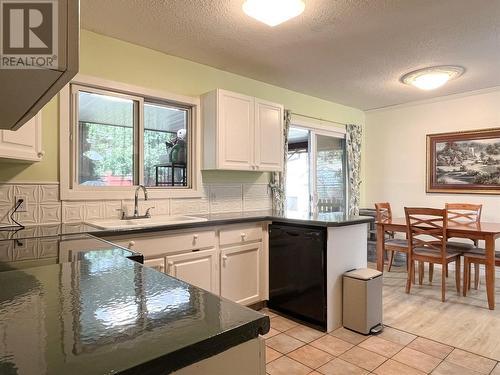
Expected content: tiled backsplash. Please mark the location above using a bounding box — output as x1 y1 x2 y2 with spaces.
0 183 272 226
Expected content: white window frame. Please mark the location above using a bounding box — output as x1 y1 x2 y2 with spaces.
287 117 348 213
290 114 347 137
60 74 202 200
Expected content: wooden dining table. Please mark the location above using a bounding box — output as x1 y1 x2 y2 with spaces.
376 218 500 310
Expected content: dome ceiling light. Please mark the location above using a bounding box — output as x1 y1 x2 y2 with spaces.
401 65 465 90
242 0 305 27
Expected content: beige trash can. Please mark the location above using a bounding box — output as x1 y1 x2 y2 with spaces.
343 268 383 335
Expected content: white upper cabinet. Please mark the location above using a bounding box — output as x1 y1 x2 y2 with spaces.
202 89 283 172
254 98 284 171
218 90 254 170
0 112 43 162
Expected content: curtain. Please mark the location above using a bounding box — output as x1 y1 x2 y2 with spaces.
270 109 291 213
346 123 362 216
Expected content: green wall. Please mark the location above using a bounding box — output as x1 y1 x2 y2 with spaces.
0 30 364 184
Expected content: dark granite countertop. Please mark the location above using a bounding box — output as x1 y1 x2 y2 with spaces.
96 211 373 237
0 235 270 375
0 211 373 241
0 223 101 241
0 233 143 272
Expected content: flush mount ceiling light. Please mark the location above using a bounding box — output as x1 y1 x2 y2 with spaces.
242 0 305 27
401 65 465 91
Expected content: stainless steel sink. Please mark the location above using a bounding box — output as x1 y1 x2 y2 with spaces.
85 215 208 230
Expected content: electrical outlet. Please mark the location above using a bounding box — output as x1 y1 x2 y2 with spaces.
15 195 27 212
15 240 26 249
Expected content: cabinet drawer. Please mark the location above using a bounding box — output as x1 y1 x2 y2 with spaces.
105 230 216 257
219 224 263 246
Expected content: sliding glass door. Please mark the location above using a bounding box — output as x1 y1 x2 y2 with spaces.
286 128 310 214
313 133 346 213
286 127 346 215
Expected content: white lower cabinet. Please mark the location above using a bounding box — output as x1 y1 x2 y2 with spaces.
166 249 218 294
220 243 261 306
105 223 266 306
144 257 166 273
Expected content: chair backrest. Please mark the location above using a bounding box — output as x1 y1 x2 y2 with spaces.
375 202 392 222
445 203 482 224
405 207 448 257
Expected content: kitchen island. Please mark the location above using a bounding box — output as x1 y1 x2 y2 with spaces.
0 234 269 375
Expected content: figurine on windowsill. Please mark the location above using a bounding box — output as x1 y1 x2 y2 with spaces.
165 128 187 164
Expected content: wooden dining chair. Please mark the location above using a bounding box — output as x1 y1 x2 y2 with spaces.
375 203 409 272
405 207 461 302
426 203 482 282
445 203 482 286
446 203 482 249
463 250 500 296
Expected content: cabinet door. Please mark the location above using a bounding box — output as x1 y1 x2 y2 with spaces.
0 112 43 162
254 99 283 172
166 248 218 293
218 90 254 170
221 243 261 305
144 257 166 273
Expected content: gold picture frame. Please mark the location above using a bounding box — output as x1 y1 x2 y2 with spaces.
426 128 500 194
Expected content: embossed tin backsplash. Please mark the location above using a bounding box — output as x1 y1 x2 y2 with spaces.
0 183 272 226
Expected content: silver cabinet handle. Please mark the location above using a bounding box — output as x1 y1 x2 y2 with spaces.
128 241 135 249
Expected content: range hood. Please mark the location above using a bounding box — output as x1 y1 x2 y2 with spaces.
0 0 79 130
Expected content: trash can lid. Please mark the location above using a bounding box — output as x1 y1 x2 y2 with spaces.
344 268 382 280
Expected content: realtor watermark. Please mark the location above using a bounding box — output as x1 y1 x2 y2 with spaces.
0 0 58 69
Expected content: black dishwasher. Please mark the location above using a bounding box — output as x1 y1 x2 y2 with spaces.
268 223 327 331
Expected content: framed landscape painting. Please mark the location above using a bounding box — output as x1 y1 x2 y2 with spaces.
427 128 500 194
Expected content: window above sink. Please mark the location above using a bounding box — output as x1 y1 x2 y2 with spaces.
59 75 203 200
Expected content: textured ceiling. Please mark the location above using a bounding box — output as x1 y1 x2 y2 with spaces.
81 0 500 110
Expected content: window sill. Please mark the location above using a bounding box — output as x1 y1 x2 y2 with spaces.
60 186 204 201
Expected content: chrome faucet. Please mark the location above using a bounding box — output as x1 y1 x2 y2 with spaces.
121 185 154 220
134 185 148 217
